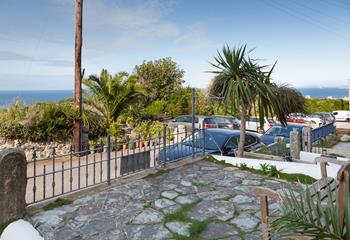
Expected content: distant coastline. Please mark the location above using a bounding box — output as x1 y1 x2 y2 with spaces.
0 87 348 107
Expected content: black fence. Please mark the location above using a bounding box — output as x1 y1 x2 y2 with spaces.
26 128 206 205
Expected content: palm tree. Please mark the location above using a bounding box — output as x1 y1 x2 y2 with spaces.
83 69 144 130
208 45 287 157
270 186 350 239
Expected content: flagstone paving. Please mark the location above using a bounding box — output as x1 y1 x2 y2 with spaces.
29 160 298 239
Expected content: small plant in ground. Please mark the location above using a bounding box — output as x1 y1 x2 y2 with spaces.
43 198 73 211
164 200 201 222
143 202 152 208
188 219 209 237
267 165 282 177
192 182 208 187
143 169 171 179
205 156 316 184
260 163 270 174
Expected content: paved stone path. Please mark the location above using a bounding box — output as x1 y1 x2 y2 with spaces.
29 160 297 239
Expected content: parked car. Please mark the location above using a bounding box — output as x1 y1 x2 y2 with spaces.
246 116 275 132
315 112 335 124
165 115 218 131
286 113 307 124
157 129 264 162
213 115 240 129
304 114 325 126
260 124 306 145
332 110 350 123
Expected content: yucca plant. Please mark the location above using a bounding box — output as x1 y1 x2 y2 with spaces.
270 185 350 239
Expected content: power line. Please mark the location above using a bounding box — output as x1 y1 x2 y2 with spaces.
290 0 350 25
261 0 350 40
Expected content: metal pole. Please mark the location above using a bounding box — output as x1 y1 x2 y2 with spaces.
73 0 83 152
162 125 167 167
191 88 195 159
107 135 111 185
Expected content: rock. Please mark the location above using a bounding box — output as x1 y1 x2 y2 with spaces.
230 213 260 232
132 209 163 224
340 135 350 142
190 200 235 221
175 194 200 205
200 223 238 239
180 180 192 187
201 166 220 171
161 191 179 200
125 224 172 240
223 167 238 171
229 195 255 204
80 213 116 236
197 190 232 200
154 198 176 209
242 179 261 186
162 204 182 214
165 221 191 237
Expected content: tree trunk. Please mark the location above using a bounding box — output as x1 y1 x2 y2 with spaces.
237 107 246 157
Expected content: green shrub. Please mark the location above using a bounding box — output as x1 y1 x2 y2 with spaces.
0 101 106 142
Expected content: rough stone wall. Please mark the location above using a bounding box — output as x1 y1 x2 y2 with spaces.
0 148 27 224
0 138 71 161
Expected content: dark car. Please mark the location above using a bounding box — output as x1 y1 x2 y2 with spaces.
260 124 305 145
158 128 263 163
213 116 240 129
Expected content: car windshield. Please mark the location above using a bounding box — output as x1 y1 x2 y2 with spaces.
182 131 227 151
265 125 301 137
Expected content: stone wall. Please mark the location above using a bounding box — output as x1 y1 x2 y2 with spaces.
0 138 71 161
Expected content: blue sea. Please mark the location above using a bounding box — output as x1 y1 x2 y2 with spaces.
0 90 73 107
0 88 348 107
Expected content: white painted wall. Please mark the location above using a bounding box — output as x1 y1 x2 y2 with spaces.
213 155 342 180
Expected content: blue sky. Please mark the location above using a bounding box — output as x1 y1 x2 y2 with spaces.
0 0 349 90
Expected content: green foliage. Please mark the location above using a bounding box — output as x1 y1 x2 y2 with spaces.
163 200 202 222
270 186 350 239
43 198 73 211
108 120 122 136
144 100 166 119
305 98 347 113
134 57 185 103
0 101 79 141
133 120 165 138
83 69 144 128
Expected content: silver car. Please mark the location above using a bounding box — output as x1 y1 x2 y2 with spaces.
165 115 218 131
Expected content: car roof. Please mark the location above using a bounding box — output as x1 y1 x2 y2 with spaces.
273 123 305 128
205 128 256 136
213 115 237 118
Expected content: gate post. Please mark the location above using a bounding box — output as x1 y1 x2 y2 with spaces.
162 125 167 167
302 127 312 152
290 129 301 160
0 148 27 224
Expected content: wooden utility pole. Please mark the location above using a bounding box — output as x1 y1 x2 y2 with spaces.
73 0 83 152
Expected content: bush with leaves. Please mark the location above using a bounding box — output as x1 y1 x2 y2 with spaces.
271 186 350 239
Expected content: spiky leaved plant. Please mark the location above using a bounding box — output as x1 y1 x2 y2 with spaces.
270 185 350 239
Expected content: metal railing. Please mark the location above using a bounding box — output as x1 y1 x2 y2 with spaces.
26 127 206 205
301 123 336 154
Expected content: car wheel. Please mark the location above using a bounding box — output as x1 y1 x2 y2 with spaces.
347 118 350 123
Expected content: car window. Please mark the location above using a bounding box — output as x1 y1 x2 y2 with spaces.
245 134 257 146
175 117 184 122
333 112 338 115
225 135 239 149
182 131 221 151
215 118 225 123
204 118 217 124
